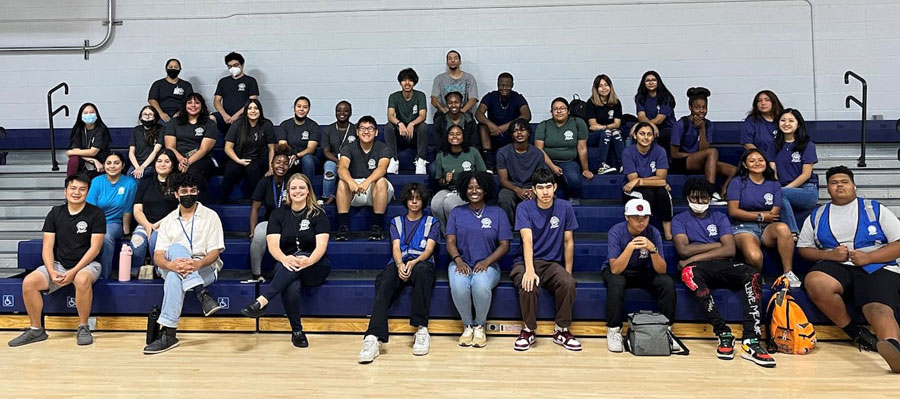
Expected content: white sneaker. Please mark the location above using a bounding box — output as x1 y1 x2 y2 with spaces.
458 326 474 347
387 158 400 174
358 335 381 364
668 326 681 352
414 158 428 175
413 326 430 356
607 326 624 352
711 192 727 206
472 325 487 348
597 163 617 175
784 270 802 288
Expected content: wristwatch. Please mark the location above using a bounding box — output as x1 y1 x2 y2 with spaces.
757 213 764 223
647 247 658 254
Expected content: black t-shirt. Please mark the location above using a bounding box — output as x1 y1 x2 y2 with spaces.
251 175 286 220
214 75 260 115
225 118 276 160
338 140 391 179
165 118 218 157
135 177 179 224
129 125 165 165
585 100 624 126
42 203 106 269
148 78 194 116
266 206 330 255
321 122 357 155
277 118 321 154
70 125 110 160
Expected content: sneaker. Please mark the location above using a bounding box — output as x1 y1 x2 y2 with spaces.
387 158 400 174
241 274 266 284
414 158 428 175
668 326 682 353
854 327 879 352
335 225 350 241
197 289 223 317
292 330 309 348
717 331 735 359
741 338 776 368
458 326 474 347
358 335 381 364
241 300 266 318
597 163 616 175
8 327 48 347
711 192 727 206
368 225 384 241
471 325 487 348
143 328 179 355
877 339 900 373
552 328 583 351
514 329 536 351
606 326 624 353
783 271 801 288
76 325 93 346
413 326 430 356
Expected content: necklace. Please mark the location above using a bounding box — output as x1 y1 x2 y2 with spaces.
470 204 485 219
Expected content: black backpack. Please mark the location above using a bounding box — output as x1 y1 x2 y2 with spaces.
569 94 589 122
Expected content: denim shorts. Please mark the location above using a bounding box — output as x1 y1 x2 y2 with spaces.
732 222 768 239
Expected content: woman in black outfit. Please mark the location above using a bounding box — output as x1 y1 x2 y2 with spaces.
128 106 164 179
222 98 276 202
66 102 110 177
164 92 218 179
130 149 180 270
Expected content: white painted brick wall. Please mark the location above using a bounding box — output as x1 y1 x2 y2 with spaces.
0 0 896 128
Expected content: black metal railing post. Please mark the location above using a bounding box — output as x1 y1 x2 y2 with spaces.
844 71 867 167
47 82 69 171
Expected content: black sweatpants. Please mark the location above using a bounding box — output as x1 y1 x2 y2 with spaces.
262 258 331 331
365 261 436 342
602 267 676 328
622 186 673 222
384 123 429 160
680 260 762 339
221 158 268 202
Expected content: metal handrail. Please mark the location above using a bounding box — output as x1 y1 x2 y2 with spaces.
0 0 117 59
47 82 69 172
844 71 867 167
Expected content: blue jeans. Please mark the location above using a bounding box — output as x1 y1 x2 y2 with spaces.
555 160 583 200
100 222 124 279
130 226 159 271
322 160 338 199
156 243 218 328
597 129 624 169
448 263 500 326
298 153 317 178
782 183 818 233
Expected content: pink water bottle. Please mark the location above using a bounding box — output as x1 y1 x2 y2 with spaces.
118 244 132 282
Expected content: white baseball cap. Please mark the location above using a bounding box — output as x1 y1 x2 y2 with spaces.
624 198 652 216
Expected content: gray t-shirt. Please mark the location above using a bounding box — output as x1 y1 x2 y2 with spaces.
798 199 900 273
431 71 478 109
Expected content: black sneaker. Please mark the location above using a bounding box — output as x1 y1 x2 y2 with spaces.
854 327 878 352
368 225 383 241
335 225 350 241
877 338 900 373
196 289 223 317
241 300 266 318
292 331 309 348
143 328 179 355
717 331 735 360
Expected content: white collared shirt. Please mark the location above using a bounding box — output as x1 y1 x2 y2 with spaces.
155 202 226 271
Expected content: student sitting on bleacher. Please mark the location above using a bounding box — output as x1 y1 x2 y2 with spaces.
87 152 138 279
800 166 900 373
475 72 531 170
674 177 774 368
431 50 478 122
335 116 394 241
670 87 736 204
248 144 291 283
496 118 547 226
511 169 581 352
386 68 429 175
446 171 511 348
602 198 676 353
277 96 320 179
634 71 676 156
66 102 110 178
586 74 624 175
433 91 479 150
740 90 784 155
164 93 218 181
144 173 225 355
131 149 180 273
767 108 819 238
212 52 260 135
147 58 193 125
128 106 164 180
222 99 276 203
622 122 674 240
8 174 105 347
726 149 800 287
320 101 356 205
535 97 594 205
431 125 486 233
241 173 331 349
358 184 439 364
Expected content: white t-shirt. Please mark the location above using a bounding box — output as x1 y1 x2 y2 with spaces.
155 203 226 271
798 198 900 274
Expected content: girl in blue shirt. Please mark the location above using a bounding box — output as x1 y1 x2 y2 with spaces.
634 71 676 155
741 90 784 155
766 108 818 237
87 152 138 279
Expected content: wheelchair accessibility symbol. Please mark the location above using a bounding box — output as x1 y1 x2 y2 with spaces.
66 296 76 308
2 295 13 307
217 297 229 310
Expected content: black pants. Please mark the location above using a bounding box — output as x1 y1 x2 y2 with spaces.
384 123 429 160
262 258 331 331
186 157 216 203
602 268 676 328
498 188 524 227
657 127 672 159
622 186 673 222
680 260 762 339
221 158 267 202
365 261 436 342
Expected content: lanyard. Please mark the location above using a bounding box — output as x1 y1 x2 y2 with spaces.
178 215 195 253
292 208 307 253
272 178 285 208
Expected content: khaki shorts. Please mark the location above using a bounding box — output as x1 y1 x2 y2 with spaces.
350 178 395 207
35 262 101 294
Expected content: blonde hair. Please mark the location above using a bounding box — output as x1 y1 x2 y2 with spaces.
590 74 619 107
285 173 323 217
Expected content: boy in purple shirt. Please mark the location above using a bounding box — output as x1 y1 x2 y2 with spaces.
673 177 774 368
602 199 676 353
510 169 580 352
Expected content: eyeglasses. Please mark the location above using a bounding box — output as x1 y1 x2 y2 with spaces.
552 107 568 112
358 126 376 132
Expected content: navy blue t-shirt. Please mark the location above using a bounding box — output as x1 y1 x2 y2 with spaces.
514 199 578 264
606 221 663 273
622 144 669 178
740 117 777 155
481 90 528 126
726 176 783 212
635 95 675 129
766 141 818 187
672 210 733 245
671 117 714 154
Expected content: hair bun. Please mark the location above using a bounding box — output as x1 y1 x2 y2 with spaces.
686 87 711 98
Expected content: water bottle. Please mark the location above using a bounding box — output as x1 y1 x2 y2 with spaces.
118 244 132 282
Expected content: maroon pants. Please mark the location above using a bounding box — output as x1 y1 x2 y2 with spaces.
510 260 577 330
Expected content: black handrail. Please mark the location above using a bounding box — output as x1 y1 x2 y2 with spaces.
844 71 867 167
47 82 69 171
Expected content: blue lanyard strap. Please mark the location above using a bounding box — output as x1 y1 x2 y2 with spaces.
178 215 195 253
273 178 285 208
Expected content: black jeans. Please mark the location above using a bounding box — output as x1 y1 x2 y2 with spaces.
601 267 676 328
384 123 429 160
365 261 436 342
680 260 762 339
262 258 331 331
622 186 673 222
221 158 268 202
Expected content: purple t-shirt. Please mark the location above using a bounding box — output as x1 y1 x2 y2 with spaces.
740 117 777 155
606 221 663 273
766 141 818 187
622 144 669 178
514 199 578 264
389 215 442 262
635 95 675 129
672 210 733 245
671 117 714 154
481 90 528 126
447 205 513 266
726 176 783 212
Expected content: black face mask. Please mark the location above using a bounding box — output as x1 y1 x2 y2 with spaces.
179 194 198 208
294 115 306 123
141 120 156 128
166 68 180 79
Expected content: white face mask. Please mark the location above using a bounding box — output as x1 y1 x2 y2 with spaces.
689 202 709 214
229 66 242 77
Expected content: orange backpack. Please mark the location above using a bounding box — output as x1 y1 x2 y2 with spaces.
766 276 817 355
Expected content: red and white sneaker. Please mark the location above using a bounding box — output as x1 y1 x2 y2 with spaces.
552 328 582 351
514 329 536 351
717 331 735 360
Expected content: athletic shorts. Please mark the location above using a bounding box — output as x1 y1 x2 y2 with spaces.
35 261 101 294
350 178 395 208
809 261 900 311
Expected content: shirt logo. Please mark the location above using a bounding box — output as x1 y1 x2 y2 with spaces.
706 224 718 237
347 136 356 143
481 218 492 229
563 130 575 141
462 161 472 171
608 110 615 119
174 87 184 96
772 129 778 137
238 83 246 92
419 239 427 248
117 187 126 195
868 225 878 236
791 152 801 163
764 193 774 206
76 221 88 234
367 159 376 170
639 249 649 259
194 127 205 136
412 105 418 114
550 216 560 229
301 131 309 140
299 219 310 231
650 161 657 173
